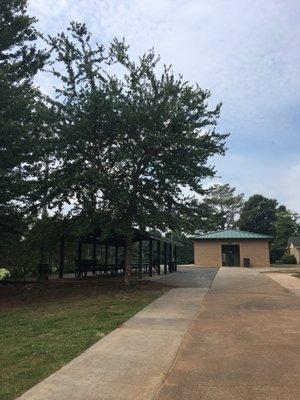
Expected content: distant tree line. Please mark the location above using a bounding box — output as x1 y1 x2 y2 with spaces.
194 185 300 263
237 194 300 262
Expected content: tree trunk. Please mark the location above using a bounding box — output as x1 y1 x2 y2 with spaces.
124 231 133 285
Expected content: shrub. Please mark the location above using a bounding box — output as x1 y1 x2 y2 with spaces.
0 268 11 280
282 254 297 264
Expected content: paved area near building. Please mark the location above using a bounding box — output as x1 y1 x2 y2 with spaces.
258 266 300 273
149 266 219 287
264 272 300 297
155 267 300 400
16 268 217 400
16 267 300 400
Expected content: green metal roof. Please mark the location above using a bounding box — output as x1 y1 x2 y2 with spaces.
190 229 273 240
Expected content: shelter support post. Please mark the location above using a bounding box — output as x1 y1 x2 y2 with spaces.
92 235 97 275
169 243 173 273
138 240 143 279
157 240 161 275
115 245 119 275
77 241 82 276
149 239 153 277
105 244 108 274
59 235 65 279
164 242 167 275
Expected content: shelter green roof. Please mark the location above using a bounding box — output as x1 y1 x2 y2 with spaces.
190 229 272 240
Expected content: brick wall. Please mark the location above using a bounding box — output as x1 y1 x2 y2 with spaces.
193 239 270 268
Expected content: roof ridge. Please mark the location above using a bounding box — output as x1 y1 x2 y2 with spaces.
196 228 271 235
190 229 273 240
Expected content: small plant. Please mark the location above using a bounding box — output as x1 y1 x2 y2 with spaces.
0 268 11 281
282 254 297 264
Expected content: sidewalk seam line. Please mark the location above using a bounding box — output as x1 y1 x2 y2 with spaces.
151 268 221 400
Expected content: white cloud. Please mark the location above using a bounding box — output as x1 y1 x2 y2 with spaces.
283 164 300 213
212 153 300 213
29 0 300 136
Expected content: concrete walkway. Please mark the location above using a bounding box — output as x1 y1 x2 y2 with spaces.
155 268 300 400
264 272 300 297
17 268 217 400
148 266 218 287
258 266 300 273
17 267 300 400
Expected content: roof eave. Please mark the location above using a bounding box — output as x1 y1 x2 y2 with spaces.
190 237 273 241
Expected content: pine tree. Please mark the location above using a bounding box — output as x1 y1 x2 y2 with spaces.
203 183 244 230
0 0 46 241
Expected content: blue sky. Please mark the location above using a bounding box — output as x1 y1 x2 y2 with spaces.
29 0 300 212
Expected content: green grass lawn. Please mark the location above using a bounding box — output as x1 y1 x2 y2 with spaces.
0 281 165 400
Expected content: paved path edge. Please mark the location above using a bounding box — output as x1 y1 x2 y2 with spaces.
16 284 213 400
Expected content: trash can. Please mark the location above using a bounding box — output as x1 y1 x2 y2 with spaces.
243 258 251 268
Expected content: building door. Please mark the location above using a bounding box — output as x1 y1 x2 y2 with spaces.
222 245 240 266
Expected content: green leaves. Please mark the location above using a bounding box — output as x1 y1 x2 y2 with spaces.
237 194 300 261
1 14 228 278
238 194 278 236
202 183 244 230
46 23 227 237
0 0 47 228
271 208 300 260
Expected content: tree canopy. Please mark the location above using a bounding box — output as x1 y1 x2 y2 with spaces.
237 194 300 261
271 208 300 261
202 183 244 230
46 23 228 282
0 0 47 266
237 194 278 236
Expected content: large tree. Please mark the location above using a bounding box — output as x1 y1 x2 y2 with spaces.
0 0 46 237
271 208 300 261
238 195 300 261
46 22 118 219
48 23 228 283
203 183 244 230
237 194 278 236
